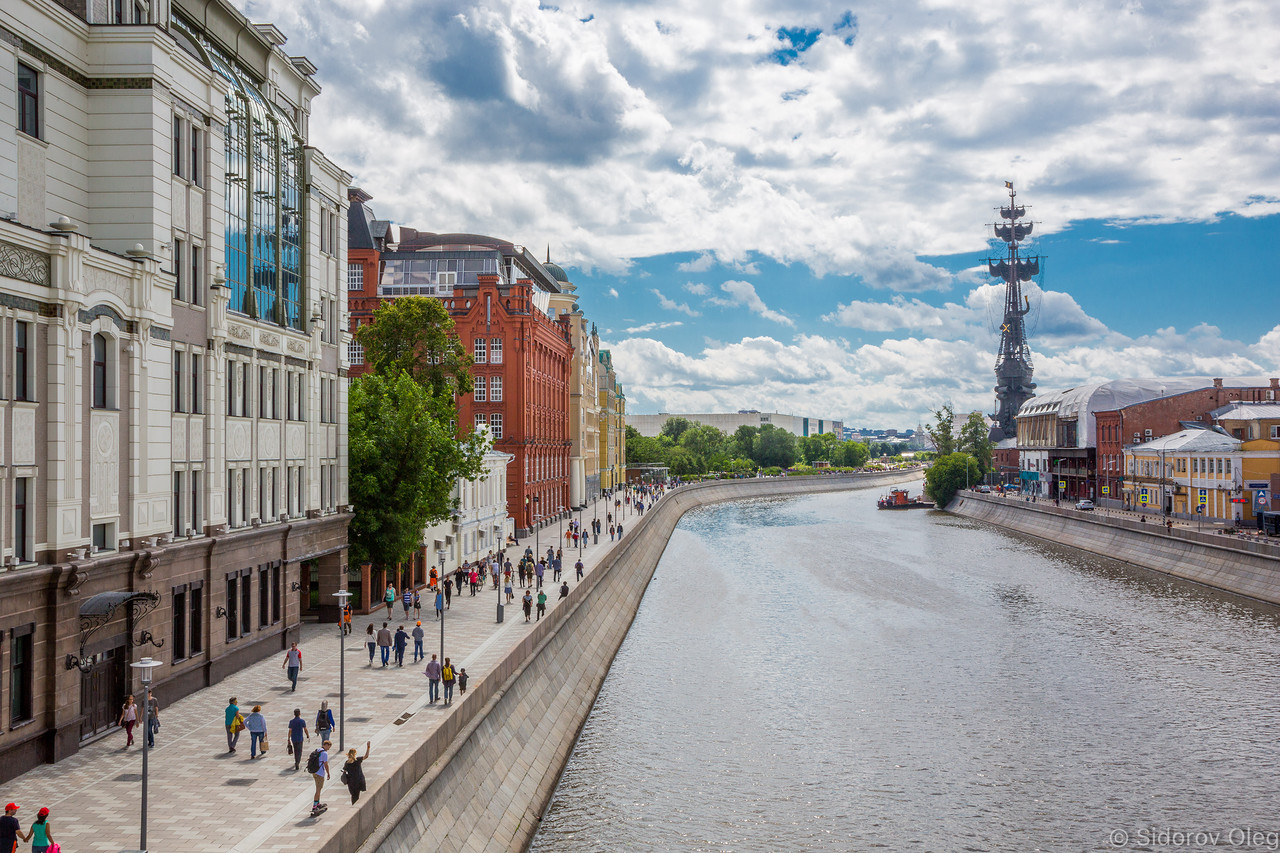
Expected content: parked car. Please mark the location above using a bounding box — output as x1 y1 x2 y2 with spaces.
978 485 992 494
1075 499 1095 511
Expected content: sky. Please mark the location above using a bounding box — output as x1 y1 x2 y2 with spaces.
239 0 1280 428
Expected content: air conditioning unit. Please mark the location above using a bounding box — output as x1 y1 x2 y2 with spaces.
1133 432 1141 443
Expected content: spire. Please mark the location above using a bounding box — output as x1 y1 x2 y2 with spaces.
986 182 1038 441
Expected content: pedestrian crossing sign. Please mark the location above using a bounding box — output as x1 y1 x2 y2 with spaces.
1198 490 1207 506
1101 486 1110 495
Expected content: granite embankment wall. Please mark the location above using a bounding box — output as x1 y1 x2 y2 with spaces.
949 492 1280 605
341 469 920 853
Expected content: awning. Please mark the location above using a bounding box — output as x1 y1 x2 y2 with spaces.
67 590 161 673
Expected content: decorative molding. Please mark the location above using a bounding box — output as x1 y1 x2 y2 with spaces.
0 241 51 286
226 342 253 357
134 548 164 580
83 265 130 301
259 331 281 348
227 421 251 461
284 355 309 368
79 305 136 333
0 291 57 316
150 326 171 341
11 407 35 466
228 324 252 342
256 349 282 363
286 338 307 355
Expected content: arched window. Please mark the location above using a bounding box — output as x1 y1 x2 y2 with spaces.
92 333 109 409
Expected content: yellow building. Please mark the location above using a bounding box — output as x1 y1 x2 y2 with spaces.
1212 402 1280 520
597 350 626 492
1124 428 1240 521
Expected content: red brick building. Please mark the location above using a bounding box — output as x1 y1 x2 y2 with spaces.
1094 378 1279 506
346 190 572 557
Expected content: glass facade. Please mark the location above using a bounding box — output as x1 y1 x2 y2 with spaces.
178 16 305 330
378 252 501 296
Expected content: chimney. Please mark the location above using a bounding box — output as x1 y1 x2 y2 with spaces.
1271 378 1279 389
1213 377 1223 388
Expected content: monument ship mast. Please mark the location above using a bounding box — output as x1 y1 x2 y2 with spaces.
987 181 1038 441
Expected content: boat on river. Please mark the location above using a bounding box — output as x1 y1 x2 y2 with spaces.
877 488 936 510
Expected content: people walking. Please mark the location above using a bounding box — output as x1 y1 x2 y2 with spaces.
553 554 562 581
310 740 331 814
377 622 393 667
402 588 413 618
504 575 514 603
575 558 584 580
536 590 547 620
146 689 161 748
522 590 533 621
118 694 138 747
283 641 303 692
384 584 396 618
288 708 310 770
27 806 53 853
393 625 409 667
442 577 452 608
225 697 243 753
535 560 545 589
342 741 371 804
413 590 422 618
245 704 268 759
458 668 469 695
366 624 377 665
425 654 442 704
343 604 352 635
315 701 334 744
435 587 444 620
559 581 570 600
617 522 624 539
412 621 425 663
441 657 456 705
609 524 616 541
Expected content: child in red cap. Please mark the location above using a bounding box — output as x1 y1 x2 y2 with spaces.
0 803 21 853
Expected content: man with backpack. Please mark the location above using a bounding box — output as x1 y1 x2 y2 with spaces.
307 741 331 815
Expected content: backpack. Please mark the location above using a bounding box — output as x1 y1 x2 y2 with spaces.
316 711 326 730
442 664 454 681
306 749 322 774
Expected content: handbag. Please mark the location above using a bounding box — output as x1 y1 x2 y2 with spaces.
261 735 270 752
47 844 61 853
287 741 293 755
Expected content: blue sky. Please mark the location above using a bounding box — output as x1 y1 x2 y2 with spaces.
240 0 1280 426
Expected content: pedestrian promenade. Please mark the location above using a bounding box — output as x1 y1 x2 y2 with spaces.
1 499 639 853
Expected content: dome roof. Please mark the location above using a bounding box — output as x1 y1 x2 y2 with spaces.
543 262 570 283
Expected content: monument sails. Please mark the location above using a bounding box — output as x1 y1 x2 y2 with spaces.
988 182 1038 441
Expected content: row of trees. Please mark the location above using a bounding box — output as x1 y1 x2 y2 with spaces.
348 297 487 570
923 403 994 507
626 417 905 478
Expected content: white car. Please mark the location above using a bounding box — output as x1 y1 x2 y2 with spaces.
1075 499 1095 511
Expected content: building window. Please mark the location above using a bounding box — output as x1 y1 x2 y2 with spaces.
271 563 282 623
348 263 364 291
173 471 183 538
240 569 252 636
10 628 34 723
191 125 202 186
191 244 203 306
191 352 201 414
173 585 188 661
225 574 238 642
489 412 503 439
474 338 487 363
474 375 486 402
489 338 502 363
92 333 110 409
14 321 30 402
172 115 184 177
92 522 113 552
490 375 502 402
173 239 186 302
14 478 30 562
258 566 270 628
348 339 364 365
475 413 486 430
173 350 185 413
189 582 204 654
17 64 39 139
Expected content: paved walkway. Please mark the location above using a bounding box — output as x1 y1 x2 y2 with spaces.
1 497 644 853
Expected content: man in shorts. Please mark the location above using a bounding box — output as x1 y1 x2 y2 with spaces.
312 740 331 811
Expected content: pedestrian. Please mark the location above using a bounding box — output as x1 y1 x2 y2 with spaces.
402 588 413 617
0 804 21 853
393 625 409 667
311 740 332 814
553 554 562 581
609 524 616 541
617 522 624 539
504 575 514 603
425 654 442 704
26 806 53 853
470 567 479 595
377 622 393 667
522 590 533 621
246 704 268 759
315 700 335 744
413 589 422 617
435 587 444 620
442 657 456 705
288 708 309 770
342 741 371 804
118 694 138 747
458 668 469 695
454 566 465 594
536 589 547 620
343 604 352 635
535 560 544 589
559 581 569 600
225 696 242 753
283 641 302 692
572 529 580 548
145 689 161 748
366 624 377 665
575 558 584 581
412 621 425 662
443 577 452 609
384 584 396 618
518 561 527 587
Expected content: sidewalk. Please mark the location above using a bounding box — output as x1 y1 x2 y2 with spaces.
1 498 638 853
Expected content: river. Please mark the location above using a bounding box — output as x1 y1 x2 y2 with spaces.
529 484 1280 852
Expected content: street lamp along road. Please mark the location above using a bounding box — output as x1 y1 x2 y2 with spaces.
130 655 162 853
436 550 446 663
333 590 352 752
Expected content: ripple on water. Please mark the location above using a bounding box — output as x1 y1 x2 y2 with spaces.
530 487 1280 852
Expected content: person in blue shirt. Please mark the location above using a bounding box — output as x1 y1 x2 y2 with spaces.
287 708 310 770
393 626 409 667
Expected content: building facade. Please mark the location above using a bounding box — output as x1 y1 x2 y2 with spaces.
420 441 515 576
597 349 626 492
545 263 600 507
0 0 351 780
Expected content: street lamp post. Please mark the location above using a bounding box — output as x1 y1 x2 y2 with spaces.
333 590 351 752
436 551 446 662
577 506 584 556
130 656 162 853
557 506 565 554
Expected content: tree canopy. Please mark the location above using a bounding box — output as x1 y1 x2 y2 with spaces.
625 420 882 476
353 296 473 416
926 403 956 456
923 452 980 508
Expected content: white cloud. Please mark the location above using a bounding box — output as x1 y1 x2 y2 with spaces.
677 253 715 273
684 282 710 296
650 288 699 316
707 279 794 326
623 320 684 334
608 288 620 299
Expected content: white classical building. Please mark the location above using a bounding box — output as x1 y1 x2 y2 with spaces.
423 438 515 570
0 0 350 779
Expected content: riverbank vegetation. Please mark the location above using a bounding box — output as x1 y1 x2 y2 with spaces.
923 404 992 506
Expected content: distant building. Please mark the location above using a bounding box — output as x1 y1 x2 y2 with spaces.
629 412 843 439
598 350 626 492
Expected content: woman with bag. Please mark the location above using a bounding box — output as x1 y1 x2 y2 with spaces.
341 741 371 804
366 624 377 665
245 705 268 759
117 695 138 748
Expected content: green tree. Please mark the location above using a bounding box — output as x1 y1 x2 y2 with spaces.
625 426 667 465
680 424 729 471
754 424 798 468
732 425 759 459
926 403 956 456
354 296 473 415
348 373 486 568
660 417 697 443
924 452 979 507
666 446 701 477
957 411 993 476
836 440 870 468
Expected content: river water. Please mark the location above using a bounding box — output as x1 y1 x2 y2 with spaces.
530 485 1280 852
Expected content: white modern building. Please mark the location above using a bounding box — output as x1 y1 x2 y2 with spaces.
0 0 350 779
423 438 515 570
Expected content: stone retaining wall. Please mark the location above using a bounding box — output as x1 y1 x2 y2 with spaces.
949 492 1280 605
345 469 921 853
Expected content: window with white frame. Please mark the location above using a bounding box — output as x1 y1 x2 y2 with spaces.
348 263 364 291
489 338 502 363
489 412 503 439
490 375 502 401
473 375 486 402
474 338 487 363
17 63 40 139
475 413 486 430
348 338 364 365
